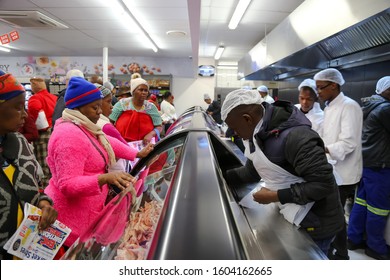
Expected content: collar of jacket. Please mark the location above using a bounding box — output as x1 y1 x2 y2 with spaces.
0 133 19 166
256 100 311 142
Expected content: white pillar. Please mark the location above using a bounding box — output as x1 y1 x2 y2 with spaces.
102 47 108 83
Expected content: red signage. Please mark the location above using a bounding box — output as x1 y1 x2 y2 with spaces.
0 34 10 45
9 30 19 41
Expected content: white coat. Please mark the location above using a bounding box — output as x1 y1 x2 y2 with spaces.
295 102 324 136
160 100 177 123
263 94 275 104
322 92 363 185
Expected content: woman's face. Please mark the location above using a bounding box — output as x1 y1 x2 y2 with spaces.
77 99 102 124
101 93 113 117
0 93 27 135
133 84 149 102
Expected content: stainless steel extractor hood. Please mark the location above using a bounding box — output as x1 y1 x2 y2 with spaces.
238 0 390 81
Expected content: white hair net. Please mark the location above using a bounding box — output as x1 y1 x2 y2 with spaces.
257 85 268 93
298 79 318 96
376 76 390 94
203 93 211 100
313 68 345 86
221 89 263 121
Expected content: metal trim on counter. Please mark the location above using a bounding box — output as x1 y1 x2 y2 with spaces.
149 131 246 259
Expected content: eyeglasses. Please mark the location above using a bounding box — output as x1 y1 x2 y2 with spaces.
317 83 332 91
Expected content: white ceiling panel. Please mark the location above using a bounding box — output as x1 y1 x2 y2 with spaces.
0 0 306 62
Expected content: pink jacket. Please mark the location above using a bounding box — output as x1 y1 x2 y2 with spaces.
45 120 138 247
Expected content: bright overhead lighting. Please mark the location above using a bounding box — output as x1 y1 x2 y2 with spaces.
228 0 252 30
118 0 159 52
214 46 225 60
0 46 11 53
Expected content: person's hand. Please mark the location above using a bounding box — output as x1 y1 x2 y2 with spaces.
99 171 137 190
208 111 213 115
37 200 58 230
137 143 154 158
143 131 156 145
252 187 279 204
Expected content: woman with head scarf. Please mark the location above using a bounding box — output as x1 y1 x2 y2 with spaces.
45 77 153 248
0 70 57 259
109 78 162 144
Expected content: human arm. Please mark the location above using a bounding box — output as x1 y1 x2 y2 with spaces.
109 100 124 123
107 135 153 159
37 198 57 230
326 102 363 161
143 103 163 144
27 95 42 123
102 123 128 145
225 159 261 185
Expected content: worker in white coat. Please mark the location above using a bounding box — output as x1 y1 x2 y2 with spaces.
295 79 324 136
314 68 363 260
257 85 274 104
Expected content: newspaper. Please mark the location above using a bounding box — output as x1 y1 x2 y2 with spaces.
3 203 71 260
128 138 155 169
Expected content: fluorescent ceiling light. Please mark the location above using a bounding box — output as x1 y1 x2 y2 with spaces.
228 0 252 30
0 46 11 53
214 46 225 60
120 0 158 53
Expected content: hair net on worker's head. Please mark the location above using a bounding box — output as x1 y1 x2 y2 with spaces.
203 93 211 100
313 68 345 86
221 89 263 121
375 76 390 95
298 79 318 96
257 85 268 93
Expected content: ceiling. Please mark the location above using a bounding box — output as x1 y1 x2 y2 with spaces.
0 0 304 64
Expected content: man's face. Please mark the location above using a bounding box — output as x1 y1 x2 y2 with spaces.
316 81 337 102
225 111 255 140
298 89 316 113
204 98 211 104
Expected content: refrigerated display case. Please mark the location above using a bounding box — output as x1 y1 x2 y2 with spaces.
62 106 326 260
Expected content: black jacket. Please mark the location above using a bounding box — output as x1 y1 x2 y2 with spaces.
52 88 66 128
206 100 222 124
361 94 390 168
226 101 344 240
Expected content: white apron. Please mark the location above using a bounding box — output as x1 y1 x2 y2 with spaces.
244 124 314 226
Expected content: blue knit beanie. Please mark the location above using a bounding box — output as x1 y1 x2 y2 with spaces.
65 77 103 109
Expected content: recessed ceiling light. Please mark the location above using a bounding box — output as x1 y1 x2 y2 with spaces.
166 30 187 37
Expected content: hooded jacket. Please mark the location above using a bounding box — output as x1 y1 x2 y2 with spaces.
361 94 390 168
227 101 344 240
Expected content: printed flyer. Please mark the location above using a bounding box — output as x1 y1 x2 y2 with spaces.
3 203 71 260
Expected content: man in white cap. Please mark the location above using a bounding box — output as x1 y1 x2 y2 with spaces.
314 68 363 260
257 85 274 104
203 93 222 124
222 89 344 256
347 76 390 260
295 79 324 135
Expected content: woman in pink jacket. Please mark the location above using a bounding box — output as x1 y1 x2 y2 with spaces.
45 77 153 248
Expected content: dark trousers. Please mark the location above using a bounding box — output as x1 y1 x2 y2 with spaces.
330 183 359 258
348 168 390 255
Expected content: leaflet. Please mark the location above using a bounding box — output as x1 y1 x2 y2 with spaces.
3 203 71 260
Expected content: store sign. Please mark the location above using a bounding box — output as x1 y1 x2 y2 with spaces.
0 34 10 44
0 65 10 72
9 30 19 41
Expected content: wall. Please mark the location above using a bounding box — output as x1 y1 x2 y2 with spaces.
172 58 215 116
